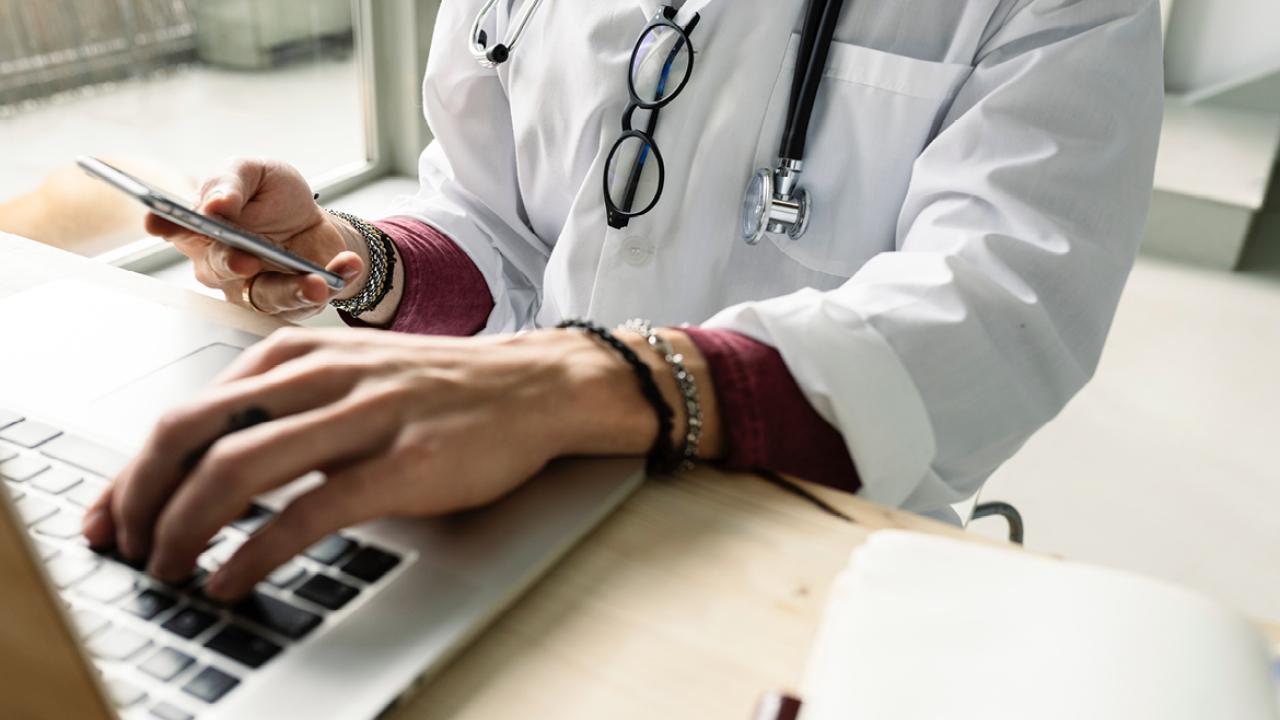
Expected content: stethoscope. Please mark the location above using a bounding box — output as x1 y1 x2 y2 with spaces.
742 0 848 245
469 0 550 67
471 0 848 246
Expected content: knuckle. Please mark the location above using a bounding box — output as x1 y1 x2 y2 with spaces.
153 405 199 443
199 439 254 490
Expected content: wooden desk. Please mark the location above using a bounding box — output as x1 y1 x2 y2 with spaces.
3 235 1275 718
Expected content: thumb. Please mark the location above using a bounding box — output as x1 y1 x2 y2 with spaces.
198 159 262 220
200 185 246 221
327 251 366 299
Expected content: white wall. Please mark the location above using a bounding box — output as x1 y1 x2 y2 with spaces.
1165 0 1280 93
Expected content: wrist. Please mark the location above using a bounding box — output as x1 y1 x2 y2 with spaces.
529 327 724 464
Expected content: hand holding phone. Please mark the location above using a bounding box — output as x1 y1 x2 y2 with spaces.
79 156 365 321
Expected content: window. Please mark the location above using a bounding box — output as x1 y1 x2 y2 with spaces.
0 0 377 260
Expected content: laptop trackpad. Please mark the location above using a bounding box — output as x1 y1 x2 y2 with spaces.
85 343 244 450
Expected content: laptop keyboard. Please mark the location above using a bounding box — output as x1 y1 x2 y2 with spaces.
0 410 404 719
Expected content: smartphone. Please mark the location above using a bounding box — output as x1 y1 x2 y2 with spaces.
76 156 345 291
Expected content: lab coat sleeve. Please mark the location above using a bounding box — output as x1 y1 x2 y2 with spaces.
390 0 548 333
702 0 1165 513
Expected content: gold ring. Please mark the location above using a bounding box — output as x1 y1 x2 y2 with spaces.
241 276 265 313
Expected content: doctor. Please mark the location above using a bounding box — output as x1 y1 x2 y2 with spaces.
84 0 1164 600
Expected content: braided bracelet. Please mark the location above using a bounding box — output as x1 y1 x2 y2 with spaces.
621 319 702 470
556 319 681 474
326 209 397 318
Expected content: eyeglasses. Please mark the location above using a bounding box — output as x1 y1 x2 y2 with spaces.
602 6 701 230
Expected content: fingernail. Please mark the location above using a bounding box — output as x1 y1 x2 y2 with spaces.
341 267 360 282
295 288 310 304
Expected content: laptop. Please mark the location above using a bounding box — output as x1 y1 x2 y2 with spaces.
0 278 644 719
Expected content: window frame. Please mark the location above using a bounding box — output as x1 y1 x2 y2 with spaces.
99 0 438 275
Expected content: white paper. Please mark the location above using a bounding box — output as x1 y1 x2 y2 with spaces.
800 531 1278 720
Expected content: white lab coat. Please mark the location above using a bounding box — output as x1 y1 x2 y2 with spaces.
396 0 1165 516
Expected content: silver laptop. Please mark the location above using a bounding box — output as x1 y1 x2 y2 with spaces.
0 279 643 719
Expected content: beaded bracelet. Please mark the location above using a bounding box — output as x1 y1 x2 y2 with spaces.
326 209 397 318
556 319 681 474
621 319 702 470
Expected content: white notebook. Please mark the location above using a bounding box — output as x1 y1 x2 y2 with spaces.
800 531 1279 720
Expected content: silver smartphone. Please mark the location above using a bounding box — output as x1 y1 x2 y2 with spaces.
76 156 345 290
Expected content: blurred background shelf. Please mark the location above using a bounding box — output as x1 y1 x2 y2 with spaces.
1145 98 1280 270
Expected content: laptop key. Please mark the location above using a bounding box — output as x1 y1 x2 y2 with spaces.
295 574 360 611
40 433 128 479
0 420 62 448
182 666 239 704
340 546 402 583
70 607 111 638
46 553 100 588
34 539 59 561
4 480 22 500
78 564 138 604
205 625 282 669
30 466 82 494
162 606 219 640
0 446 15 463
65 478 107 508
229 503 274 535
150 702 195 720
122 588 178 620
304 534 356 565
87 625 152 661
233 591 321 640
105 676 148 708
34 511 85 540
265 561 305 589
0 408 21 429
139 646 196 682
15 495 58 526
1 455 51 482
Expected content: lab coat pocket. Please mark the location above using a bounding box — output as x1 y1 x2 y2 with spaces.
755 37 972 277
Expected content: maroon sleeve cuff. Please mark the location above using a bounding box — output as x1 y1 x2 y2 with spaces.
683 327 862 494
339 217 494 336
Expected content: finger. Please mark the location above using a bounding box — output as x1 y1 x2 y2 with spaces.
214 327 339 384
198 159 264 222
326 251 365 299
144 212 187 239
110 357 355 561
203 243 263 285
148 396 397 584
206 455 394 600
81 481 117 548
245 272 330 315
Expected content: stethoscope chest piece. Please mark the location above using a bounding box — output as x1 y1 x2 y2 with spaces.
741 164 811 246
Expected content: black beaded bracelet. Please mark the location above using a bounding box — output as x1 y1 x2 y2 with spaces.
557 319 681 474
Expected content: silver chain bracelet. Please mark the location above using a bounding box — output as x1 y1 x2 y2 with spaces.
326 209 395 318
621 319 702 469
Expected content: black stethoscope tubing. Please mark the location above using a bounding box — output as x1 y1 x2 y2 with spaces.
782 0 849 163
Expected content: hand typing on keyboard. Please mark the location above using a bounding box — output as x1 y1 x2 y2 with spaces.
80 324 715 600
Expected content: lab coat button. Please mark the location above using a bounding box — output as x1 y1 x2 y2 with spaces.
621 237 655 267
